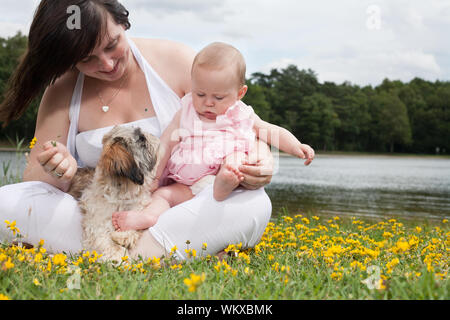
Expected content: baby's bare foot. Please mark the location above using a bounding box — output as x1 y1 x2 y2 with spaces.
213 164 244 201
111 211 157 231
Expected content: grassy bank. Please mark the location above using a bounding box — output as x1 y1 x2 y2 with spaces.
1 213 448 300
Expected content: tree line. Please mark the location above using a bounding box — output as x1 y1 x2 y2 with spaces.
1 32 449 154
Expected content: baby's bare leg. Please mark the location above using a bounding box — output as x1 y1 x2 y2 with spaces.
213 152 246 201
112 183 194 231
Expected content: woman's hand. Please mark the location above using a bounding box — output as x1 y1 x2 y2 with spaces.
36 141 78 183
238 140 274 190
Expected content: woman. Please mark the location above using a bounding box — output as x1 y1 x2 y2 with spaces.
0 0 272 260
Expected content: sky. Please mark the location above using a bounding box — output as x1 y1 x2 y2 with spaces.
1 0 449 86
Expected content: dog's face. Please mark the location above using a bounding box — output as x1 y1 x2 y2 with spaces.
98 126 159 185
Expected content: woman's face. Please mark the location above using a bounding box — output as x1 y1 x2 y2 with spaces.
75 14 131 82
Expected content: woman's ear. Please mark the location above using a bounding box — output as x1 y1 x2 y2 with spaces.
238 85 248 100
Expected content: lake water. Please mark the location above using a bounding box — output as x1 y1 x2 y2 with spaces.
267 154 450 221
1 151 450 221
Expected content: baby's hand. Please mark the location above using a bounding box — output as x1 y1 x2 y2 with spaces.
295 143 315 166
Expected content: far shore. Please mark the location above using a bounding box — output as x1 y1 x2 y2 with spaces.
1 146 450 159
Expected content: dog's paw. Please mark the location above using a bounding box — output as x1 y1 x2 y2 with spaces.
111 230 141 249
111 231 128 247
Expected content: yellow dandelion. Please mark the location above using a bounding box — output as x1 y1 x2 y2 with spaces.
34 253 43 263
283 216 293 223
0 293 10 300
46 260 52 272
170 264 182 270
52 253 67 266
443 219 448 224
350 261 366 271
395 239 410 252
382 232 393 238
73 257 83 266
33 278 41 286
377 279 387 290
183 273 206 292
4 220 20 236
4 257 15 270
386 258 400 274
29 137 37 149
331 272 343 281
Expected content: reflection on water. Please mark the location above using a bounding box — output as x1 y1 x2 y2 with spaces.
266 155 450 220
1 151 450 221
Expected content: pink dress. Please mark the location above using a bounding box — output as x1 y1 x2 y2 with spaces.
167 93 255 186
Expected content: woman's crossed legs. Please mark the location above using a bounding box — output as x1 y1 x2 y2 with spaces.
112 151 247 231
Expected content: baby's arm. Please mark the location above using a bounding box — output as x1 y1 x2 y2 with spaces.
252 114 314 165
151 109 182 190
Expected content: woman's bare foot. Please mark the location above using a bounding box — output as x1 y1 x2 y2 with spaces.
213 164 244 201
112 211 157 231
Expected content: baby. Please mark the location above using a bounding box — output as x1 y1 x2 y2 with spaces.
112 42 314 231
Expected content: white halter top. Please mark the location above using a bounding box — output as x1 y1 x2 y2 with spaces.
66 35 181 168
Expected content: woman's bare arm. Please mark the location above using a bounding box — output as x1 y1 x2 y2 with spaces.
23 71 79 192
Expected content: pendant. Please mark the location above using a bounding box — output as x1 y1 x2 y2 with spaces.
102 106 109 113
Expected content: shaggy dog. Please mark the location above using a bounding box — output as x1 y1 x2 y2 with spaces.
68 125 159 262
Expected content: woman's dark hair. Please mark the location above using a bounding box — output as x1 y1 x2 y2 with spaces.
0 0 130 126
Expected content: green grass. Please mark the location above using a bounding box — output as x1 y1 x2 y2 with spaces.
0 150 449 300
1 213 449 300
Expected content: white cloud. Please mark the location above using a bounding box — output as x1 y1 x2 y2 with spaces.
264 50 442 86
1 0 449 85
0 22 29 38
122 0 233 22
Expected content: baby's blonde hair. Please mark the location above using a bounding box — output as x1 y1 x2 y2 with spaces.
192 42 246 87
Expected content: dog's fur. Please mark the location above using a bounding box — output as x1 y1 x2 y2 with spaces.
68 126 159 262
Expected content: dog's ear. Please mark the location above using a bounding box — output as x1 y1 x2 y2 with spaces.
99 139 144 185
102 125 120 145
144 134 160 173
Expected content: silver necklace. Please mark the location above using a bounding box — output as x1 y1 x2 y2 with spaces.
97 71 128 113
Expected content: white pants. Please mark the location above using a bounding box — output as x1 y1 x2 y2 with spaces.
0 181 271 260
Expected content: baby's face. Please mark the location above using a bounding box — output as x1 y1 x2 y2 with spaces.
191 65 244 121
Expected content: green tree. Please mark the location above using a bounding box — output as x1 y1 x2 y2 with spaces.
0 32 40 143
298 93 339 150
321 82 371 151
369 91 412 152
242 81 272 121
